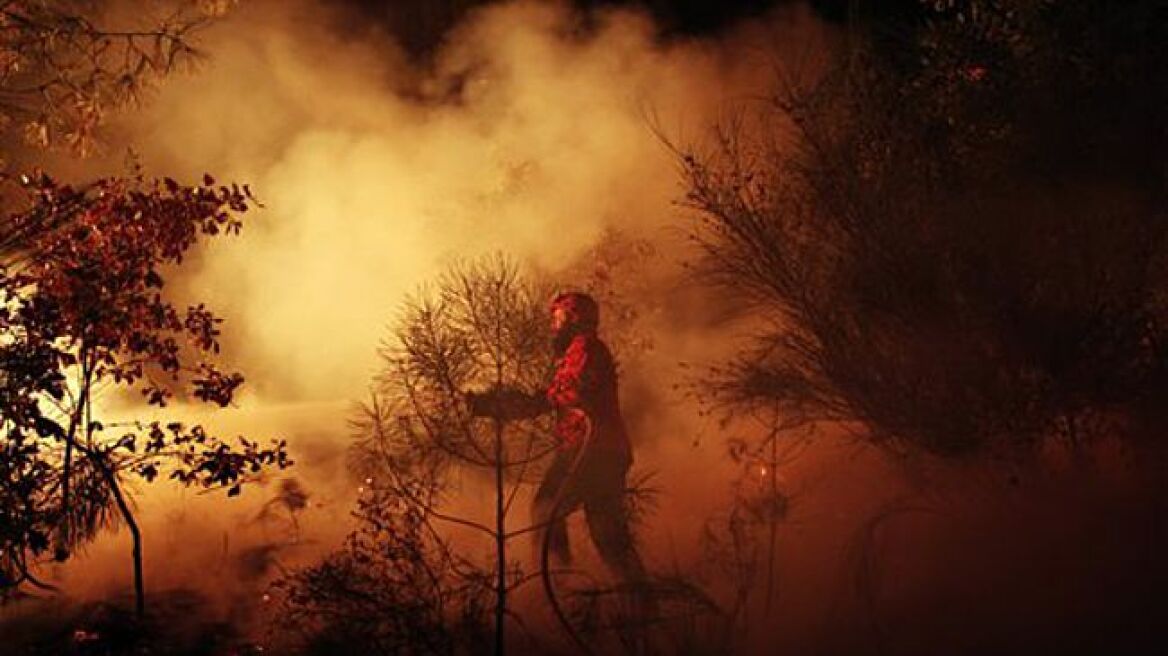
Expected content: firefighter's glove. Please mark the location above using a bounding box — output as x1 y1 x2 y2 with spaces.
556 407 593 447
465 385 542 420
465 390 491 417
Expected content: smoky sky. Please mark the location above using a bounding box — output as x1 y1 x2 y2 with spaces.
337 0 921 58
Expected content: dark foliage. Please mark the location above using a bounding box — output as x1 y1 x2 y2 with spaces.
0 173 291 615
270 482 492 656
682 0 1168 457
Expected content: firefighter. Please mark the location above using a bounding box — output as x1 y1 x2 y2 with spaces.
468 292 646 583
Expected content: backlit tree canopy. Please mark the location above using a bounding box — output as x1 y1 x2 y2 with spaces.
0 0 229 157
0 172 290 615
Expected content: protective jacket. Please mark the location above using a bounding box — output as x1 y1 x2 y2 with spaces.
546 330 631 460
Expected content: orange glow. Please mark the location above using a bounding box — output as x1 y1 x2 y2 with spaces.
43 0 828 600
4 3 1159 655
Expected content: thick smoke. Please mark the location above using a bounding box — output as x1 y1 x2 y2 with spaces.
137 0 824 600
115 0 815 404
13 0 837 633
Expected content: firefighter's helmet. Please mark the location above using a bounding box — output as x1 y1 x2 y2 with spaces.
550 292 599 332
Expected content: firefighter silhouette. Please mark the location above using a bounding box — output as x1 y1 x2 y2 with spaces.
468 292 646 583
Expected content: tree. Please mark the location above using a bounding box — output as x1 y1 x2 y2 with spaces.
276 256 718 654
679 0 1168 458
0 0 286 631
0 172 290 619
0 0 236 259
0 0 228 158
276 257 555 655
366 257 554 655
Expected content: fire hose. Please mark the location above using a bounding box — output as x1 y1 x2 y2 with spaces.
539 410 594 654
468 390 594 652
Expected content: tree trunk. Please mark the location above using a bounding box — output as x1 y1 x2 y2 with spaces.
494 414 506 656
765 431 778 613
58 348 91 559
98 458 146 619
492 279 507 655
